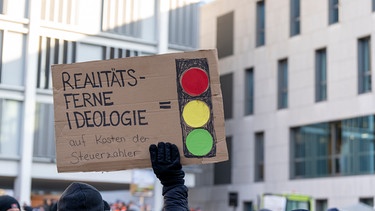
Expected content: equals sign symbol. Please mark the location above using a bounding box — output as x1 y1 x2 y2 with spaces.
159 101 171 109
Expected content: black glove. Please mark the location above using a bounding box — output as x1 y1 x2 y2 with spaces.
149 142 185 187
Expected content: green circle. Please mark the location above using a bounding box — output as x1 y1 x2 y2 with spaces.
186 129 213 156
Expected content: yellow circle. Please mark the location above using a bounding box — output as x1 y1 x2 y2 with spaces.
182 100 210 128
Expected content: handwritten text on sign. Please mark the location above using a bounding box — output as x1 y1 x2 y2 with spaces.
52 50 227 173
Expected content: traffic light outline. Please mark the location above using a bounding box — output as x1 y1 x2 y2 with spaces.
175 58 217 158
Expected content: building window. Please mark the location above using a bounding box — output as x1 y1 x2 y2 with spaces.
315 48 327 102
328 0 339 25
37 36 76 89
315 199 328 211
0 0 3 14
41 0 77 24
1 32 26 86
256 0 265 47
290 0 300 36
0 99 22 157
254 132 265 182
373 0 375 12
220 73 233 119
105 47 139 60
358 36 372 94
216 11 234 58
102 0 145 39
169 1 199 48
0 0 29 18
214 136 232 184
243 201 253 211
0 31 2 82
360 197 374 207
278 59 288 109
291 115 375 179
245 68 254 115
33 103 56 160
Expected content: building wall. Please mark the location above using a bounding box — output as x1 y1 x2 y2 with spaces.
192 0 375 210
0 0 201 207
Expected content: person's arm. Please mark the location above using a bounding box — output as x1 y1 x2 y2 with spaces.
149 142 189 211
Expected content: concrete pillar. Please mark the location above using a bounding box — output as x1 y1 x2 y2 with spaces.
14 0 41 205
156 0 169 54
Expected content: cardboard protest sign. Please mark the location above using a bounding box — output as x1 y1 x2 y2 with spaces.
52 49 227 172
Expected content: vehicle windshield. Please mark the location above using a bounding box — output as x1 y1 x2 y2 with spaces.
286 199 309 211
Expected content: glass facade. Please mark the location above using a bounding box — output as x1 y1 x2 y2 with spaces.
1 32 26 86
0 99 22 157
41 0 77 24
169 1 199 48
37 37 76 90
33 103 55 159
291 115 375 178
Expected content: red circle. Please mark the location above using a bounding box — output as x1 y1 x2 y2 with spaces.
180 68 209 96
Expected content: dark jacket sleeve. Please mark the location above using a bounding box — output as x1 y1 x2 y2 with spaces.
162 184 189 211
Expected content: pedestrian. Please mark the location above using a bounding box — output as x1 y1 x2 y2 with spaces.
0 195 21 211
50 182 110 211
149 142 189 211
127 201 140 211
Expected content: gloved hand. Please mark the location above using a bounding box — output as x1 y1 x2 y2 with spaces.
149 142 185 187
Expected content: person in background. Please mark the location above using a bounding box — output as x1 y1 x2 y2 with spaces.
49 141 187 211
0 195 21 211
126 201 140 211
149 142 189 211
50 182 110 211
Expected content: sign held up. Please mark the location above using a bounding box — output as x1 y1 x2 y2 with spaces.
52 49 228 173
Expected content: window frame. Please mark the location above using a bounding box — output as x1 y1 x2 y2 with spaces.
358 36 372 94
315 48 327 102
256 0 266 47
291 115 375 179
254 132 265 182
214 136 232 184
290 0 300 36
328 0 339 25
244 67 254 115
277 58 288 109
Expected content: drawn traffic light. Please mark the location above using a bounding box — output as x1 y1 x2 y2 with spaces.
176 58 216 158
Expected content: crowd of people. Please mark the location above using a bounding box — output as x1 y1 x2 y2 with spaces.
0 142 189 211
0 142 340 211
109 200 150 211
18 199 147 211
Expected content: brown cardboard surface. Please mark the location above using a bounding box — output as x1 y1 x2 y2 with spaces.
52 49 227 172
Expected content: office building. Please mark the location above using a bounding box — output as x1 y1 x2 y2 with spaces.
190 0 375 210
0 0 200 208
